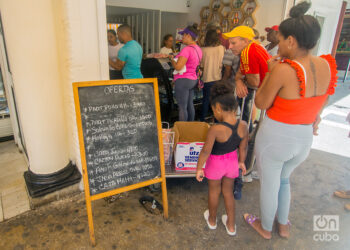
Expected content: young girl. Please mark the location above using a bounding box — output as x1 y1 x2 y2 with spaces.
196 82 248 236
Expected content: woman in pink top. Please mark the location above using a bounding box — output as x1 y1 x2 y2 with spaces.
170 24 202 121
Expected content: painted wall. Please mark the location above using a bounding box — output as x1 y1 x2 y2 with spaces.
188 0 344 55
161 12 189 49
106 0 190 13
187 0 286 36
254 0 285 41
0 0 70 174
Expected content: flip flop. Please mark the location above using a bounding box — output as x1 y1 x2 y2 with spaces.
243 213 272 240
204 210 217 229
334 190 350 199
222 214 236 236
244 213 259 225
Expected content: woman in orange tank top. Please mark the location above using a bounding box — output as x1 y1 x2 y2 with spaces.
243 2 338 239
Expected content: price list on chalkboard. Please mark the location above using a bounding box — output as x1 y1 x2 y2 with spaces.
77 83 161 195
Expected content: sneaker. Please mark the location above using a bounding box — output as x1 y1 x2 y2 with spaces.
242 173 253 183
251 171 259 180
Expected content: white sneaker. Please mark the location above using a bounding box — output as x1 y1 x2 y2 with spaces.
242 173 253 183
251 171 259 180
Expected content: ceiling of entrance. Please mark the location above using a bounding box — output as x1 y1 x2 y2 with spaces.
106 6 152 17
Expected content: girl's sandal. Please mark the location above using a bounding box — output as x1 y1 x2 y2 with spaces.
204 210 217 229
243 213 271 239
278 220 291 239
222 214 236 236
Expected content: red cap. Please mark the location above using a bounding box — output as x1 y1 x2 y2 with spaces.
265 25 279 32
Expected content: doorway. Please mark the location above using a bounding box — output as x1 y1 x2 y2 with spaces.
0 12 30 221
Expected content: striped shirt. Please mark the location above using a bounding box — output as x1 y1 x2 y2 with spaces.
223 49 240 81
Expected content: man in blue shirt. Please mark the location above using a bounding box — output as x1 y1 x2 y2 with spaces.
109 24 143 79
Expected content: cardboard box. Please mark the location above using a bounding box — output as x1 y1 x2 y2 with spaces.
175 142 204 171
173 122 210 171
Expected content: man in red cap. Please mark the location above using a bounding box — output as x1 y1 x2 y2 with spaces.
265 25 279 56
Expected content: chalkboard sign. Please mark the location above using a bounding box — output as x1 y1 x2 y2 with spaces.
77 82 162 195
73 79 168 246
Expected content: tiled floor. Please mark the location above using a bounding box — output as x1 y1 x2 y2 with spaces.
0 140 30 221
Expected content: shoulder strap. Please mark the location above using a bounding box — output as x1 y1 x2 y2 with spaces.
280 59 307 97
220 121 239 130
189 45 200 61
319 54 338 95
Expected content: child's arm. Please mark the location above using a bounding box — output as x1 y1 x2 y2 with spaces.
238 121 248 175
196 126 217 182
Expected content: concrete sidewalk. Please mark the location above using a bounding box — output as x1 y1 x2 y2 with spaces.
312 81 350 158
0 150 349 250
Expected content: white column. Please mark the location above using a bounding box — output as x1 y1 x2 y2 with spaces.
0 0 69 174
56 0 109 177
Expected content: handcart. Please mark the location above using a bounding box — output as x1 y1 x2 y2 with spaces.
238 88 265 175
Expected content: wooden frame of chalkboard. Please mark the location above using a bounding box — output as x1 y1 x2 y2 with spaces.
73 78 168 246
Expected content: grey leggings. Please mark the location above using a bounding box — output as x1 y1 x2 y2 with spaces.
174 78 198 121
255 116 313 231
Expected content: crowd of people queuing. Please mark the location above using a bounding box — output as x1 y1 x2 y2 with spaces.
108 1 345 239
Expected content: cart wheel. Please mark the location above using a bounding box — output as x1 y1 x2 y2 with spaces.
149 183 161 192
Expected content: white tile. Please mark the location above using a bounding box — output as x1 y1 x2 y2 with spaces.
2 185 30 219
0 157 27 173
0 141 30 220
0 174 26 191
0 141 18 154
0 151 25 164
1 182 26 196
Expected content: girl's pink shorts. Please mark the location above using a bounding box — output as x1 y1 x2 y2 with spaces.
204 150 239 180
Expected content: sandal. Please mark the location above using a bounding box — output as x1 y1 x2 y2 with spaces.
243 213 271 239
222 214 236 236
244 213 259 224
334 190 350 199
204 210 217 229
